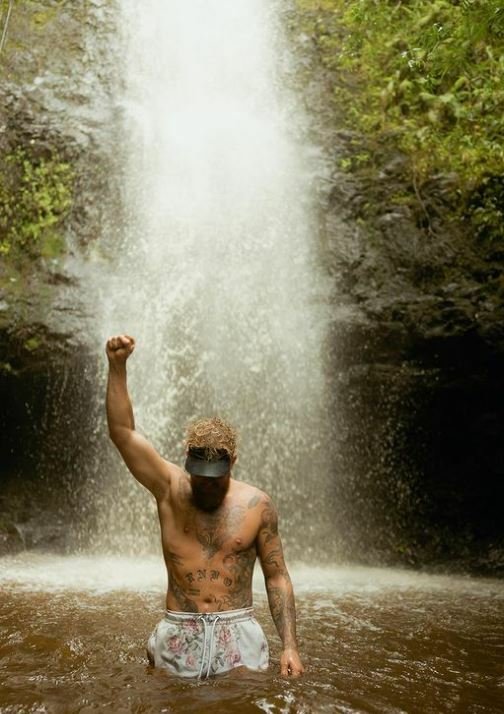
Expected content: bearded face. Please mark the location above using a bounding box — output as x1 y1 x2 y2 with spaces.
190 474 230 511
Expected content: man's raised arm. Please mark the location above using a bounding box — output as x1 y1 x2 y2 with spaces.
106 334 174 500
256 495 304 677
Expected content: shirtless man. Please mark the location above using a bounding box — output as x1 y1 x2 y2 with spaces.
106 334 304 679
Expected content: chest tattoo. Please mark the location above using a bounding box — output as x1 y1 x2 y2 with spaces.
186 504 247 558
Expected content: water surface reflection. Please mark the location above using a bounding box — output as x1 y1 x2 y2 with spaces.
1 556 502 713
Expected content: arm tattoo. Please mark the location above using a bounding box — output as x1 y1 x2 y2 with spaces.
266 578 297 649
258 497 298 648
263 548 285 571
259 499 279 544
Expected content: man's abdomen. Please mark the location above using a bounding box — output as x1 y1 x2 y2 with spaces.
165 545 256 613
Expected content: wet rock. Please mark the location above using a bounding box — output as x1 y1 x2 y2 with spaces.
15 517 67 553
293 10 504 573
0 0 118 366
474 544 504 576
0 525 25 556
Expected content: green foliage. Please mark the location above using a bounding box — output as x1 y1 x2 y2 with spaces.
30 7 59 28
338 150 372 172
467 175 504 242
294 0 504 241
24 336 41 352
0 148 73 262
0 361 14 374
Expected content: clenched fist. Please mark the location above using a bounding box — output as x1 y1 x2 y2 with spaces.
106 335 136 364
280 648 305 678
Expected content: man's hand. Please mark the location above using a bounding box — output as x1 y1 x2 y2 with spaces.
106 335 135 365
280 648 304 677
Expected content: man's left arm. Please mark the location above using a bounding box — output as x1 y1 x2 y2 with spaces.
256 495 304 677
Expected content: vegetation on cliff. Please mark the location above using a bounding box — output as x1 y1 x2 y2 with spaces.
0 1 80 273
0 148 73 262
293 0 504 242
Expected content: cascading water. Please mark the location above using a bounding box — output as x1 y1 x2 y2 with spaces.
80 0 336 558
2 6 504 712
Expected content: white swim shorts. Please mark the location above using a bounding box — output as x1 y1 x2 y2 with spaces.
147 606 269 679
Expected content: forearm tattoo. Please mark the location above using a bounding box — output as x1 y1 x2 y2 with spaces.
257 496 297 648
266 577 297 649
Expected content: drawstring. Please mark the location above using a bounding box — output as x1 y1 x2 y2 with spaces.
206 615 221 679
197 615 207 679
196 614 221 679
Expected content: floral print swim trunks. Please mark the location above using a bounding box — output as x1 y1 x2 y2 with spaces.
147 607 269 678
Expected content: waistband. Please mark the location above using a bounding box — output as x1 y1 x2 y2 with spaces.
164 606 254 625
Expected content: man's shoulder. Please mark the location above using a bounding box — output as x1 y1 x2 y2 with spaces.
159 464 188 505
232 481 274 511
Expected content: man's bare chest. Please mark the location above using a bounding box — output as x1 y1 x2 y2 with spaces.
159 500 257 560
185 503 254 557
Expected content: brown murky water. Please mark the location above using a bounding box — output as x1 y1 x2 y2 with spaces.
1 555 503 713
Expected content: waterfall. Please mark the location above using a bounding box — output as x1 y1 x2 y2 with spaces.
81 0 336 560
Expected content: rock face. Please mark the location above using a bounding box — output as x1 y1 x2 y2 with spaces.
0 0 117 358
0 1 116 550
301 62 504 572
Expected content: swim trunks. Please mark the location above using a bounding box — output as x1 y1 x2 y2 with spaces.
147 606 269 678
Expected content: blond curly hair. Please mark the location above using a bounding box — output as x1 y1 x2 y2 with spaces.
185 416 238 460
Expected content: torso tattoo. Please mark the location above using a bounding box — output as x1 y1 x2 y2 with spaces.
159 480 262 613
185 503 248 559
